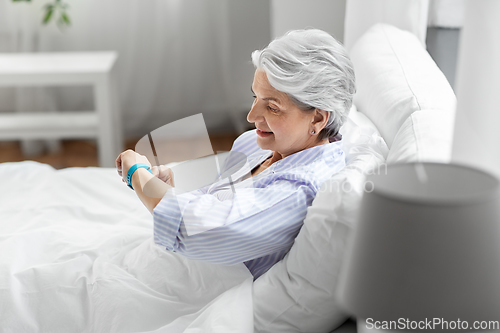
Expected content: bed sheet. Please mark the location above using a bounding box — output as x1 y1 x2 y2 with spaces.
0 161 253 333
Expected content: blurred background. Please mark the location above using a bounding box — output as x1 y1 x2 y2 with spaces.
0 0 460 168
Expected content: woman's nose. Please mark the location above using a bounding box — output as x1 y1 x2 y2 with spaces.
247 100 262 123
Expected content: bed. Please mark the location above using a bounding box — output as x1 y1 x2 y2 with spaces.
0 24 456 332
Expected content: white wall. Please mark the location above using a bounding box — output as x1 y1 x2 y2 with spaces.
226 0 271 133
270 0 346 42
452 0 500 179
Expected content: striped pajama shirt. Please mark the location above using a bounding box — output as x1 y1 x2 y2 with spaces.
153 129 345 278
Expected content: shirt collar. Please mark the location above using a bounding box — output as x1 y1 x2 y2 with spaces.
244 139 343 175
272 140 343 172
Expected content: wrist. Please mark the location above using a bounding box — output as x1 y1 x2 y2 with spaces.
126 163 152 190
131 167 155 192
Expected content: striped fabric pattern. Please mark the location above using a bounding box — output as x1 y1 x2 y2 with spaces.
153 129 345 278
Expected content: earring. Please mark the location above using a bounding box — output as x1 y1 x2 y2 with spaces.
311 129 316 134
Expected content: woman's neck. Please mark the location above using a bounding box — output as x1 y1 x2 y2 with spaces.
252 138 330 177
273 138 330 161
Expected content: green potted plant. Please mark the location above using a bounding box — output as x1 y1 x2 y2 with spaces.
12 0 71 29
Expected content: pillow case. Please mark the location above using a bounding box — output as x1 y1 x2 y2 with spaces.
350 23 456 148
387 109 455 164
253 107 388 333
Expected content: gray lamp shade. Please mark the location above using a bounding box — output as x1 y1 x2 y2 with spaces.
338 162 500 331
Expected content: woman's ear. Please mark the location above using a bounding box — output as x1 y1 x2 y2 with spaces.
312 109 329 132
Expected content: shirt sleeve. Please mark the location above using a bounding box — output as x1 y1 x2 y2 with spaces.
152 180 315 265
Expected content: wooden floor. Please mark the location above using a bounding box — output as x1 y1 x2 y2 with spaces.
0 133 239 169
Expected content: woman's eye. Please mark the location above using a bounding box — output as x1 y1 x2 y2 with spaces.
252 95 257 99
268 106 279 113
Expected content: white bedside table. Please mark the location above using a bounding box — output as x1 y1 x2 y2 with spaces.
0 52 122 167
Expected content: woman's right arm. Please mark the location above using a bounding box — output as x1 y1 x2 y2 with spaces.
152 182 314 265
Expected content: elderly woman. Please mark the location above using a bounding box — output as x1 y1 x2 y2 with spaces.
116 29 355 279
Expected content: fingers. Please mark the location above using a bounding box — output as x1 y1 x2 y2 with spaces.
158 165 169 182
167 167 175 186
148 165 174 184
116 149 137 178
116 153 123 177
151 166 160 178
158 165 174 186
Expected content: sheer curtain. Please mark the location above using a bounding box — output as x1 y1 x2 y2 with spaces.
0 0 236 147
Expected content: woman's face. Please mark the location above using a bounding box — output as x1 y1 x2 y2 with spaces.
247 69 325 158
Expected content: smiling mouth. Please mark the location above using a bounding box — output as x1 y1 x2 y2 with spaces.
256 128 273 137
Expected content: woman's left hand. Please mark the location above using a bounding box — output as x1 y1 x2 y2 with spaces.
116 149 152 183
151 165 175 186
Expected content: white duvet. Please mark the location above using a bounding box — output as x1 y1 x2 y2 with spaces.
0 161 253 333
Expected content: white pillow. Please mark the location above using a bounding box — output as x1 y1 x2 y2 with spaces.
387 109 455 164
350 23 456 148
253 108 388 333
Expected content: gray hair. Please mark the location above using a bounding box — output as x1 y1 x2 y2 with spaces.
251 29 356 140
